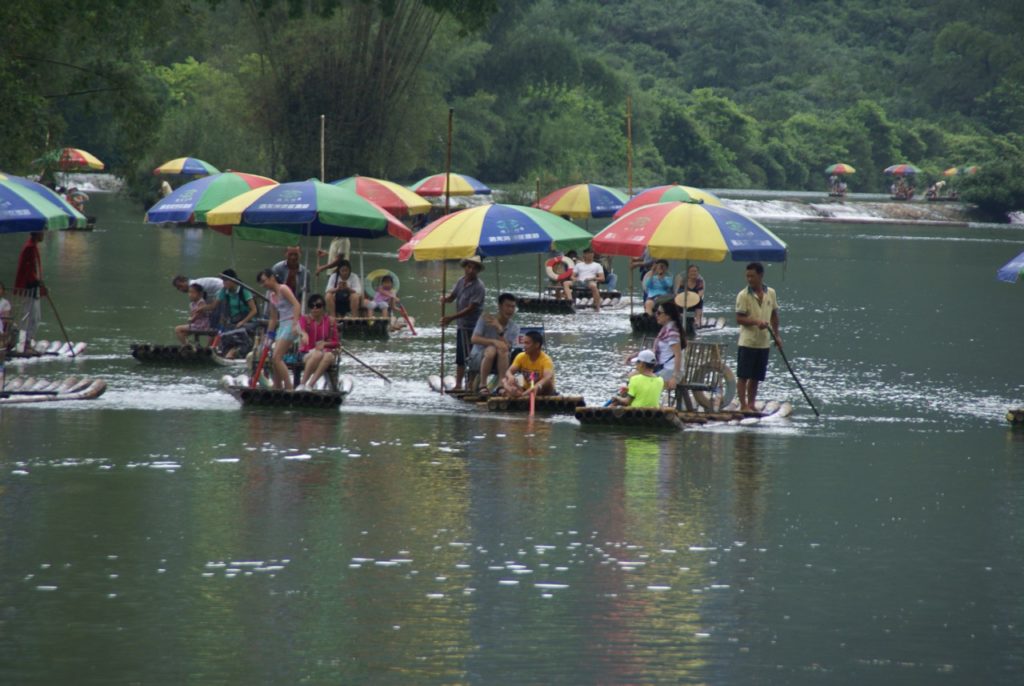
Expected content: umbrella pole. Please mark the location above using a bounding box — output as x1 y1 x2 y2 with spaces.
444 108 453 216
496 259 500 292
537 254 542 299
629 264 634 316
440 262 448 394
318 114 325 283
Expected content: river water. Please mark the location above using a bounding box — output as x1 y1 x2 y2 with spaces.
1 192 1023 684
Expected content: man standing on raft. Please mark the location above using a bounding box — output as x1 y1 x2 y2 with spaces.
440 256 486 391
735 262 781 412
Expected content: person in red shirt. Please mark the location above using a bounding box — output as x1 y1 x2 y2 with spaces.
13 231 45 351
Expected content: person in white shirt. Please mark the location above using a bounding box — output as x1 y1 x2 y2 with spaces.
562 248 605 311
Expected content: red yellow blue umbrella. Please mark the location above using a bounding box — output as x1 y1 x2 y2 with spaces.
943 165 979 177
398 204 592 261
153 157 220 176
612 184 723 219
332 175 431 217
409 173 491 197
825 163 856 175
145 171 277 224
534 183 627 219
883 163 921 176
593 201 787 263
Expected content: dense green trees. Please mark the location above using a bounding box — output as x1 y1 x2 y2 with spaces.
2 0 1023 216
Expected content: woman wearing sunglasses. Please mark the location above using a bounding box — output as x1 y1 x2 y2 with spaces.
296 293 340 391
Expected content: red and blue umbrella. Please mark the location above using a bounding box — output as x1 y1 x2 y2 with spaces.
145 171 277 224
884 163 921 176
332 175 431 217
825 163 856 175
398 204 592 261
997 250 1024 284
534 183 628 219
612 184 723 219
205 179 412 243
0 172 87 230
153 157 220 176
593 201 787 263
409 173 491 197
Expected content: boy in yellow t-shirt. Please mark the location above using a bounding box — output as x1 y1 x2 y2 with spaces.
612 349 664 408
502 330 556 398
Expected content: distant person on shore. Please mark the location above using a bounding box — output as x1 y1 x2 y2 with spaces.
735 262 780 412
13 231 45 351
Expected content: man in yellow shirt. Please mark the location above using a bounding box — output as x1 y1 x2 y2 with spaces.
735 262 781 412
502 330 556 398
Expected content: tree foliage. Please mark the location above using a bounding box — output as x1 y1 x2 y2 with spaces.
3 0 1024 216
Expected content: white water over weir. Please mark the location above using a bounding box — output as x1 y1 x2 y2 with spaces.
715 191 976 226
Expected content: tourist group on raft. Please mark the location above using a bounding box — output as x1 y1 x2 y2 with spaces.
171 241 782 413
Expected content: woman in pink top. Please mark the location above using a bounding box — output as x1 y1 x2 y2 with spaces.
296 292 340 390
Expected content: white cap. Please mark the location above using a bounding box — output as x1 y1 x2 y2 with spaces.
631 349 657 365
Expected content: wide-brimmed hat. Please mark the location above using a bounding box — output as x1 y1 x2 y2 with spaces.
461 255 484 270
631 349 657 365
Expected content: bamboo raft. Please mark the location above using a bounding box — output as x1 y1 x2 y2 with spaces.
439 387 584 415
630 314 726 335
516 290 624 314
221 373 354 408
131 343 243 366
0 376 107 404
5 340 87 359
337 317 391 340
575 401 791 427
1008 408 1024 426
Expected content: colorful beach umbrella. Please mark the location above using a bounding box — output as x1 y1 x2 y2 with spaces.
997 250 1024 284
612 184 724 219
153 157 220 176
943 165 979 177
825 163 856 175
0 178 86 233
884 163 921 176
592 201 787 263
332 175 431 217
409 173 491 197
145 171 277 225
398 204 592 261
205 179 411 244
0 172 87 229
34 147 106 171
534 183 628 219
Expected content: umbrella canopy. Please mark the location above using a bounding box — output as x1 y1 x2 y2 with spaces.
0 178 87 233
997 250 1024 284
153 157 220 176
825 163 856 175
612 184 724 219
34 147 106 171
884 163 921 176
534 183 628 219
943 165 979 177
145 171 277 224
592 201 787 263
398 204 592 261
0 172 87 229
409 173 491 197
205 179 411 243
332 175 431 217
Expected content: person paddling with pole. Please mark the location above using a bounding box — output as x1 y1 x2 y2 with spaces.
734 261 779 413
439 256 486 391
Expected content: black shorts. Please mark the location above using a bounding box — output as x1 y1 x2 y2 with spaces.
455 329 472 367
737 346 770 381
334 295 352 316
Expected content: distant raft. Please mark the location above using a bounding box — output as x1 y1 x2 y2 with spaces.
221 374 354 408
0 376 107 404
337 317 391 340
1008 408 1024 426
131 343 243 366
630 314 726 335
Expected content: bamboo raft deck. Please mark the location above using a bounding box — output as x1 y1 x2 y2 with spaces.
574 403 789 427
516 290 624 314
0 376 107 404
221 373 354 408
441 388 585 415
337 317 391 340
5 340 87 359
131 343 243 366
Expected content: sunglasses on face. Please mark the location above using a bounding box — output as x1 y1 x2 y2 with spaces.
311 302 325 308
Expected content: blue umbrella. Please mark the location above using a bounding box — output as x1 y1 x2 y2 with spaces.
997 250 1024 283
0 173 87 231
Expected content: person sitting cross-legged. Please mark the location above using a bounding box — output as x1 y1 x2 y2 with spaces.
501 330 556 398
